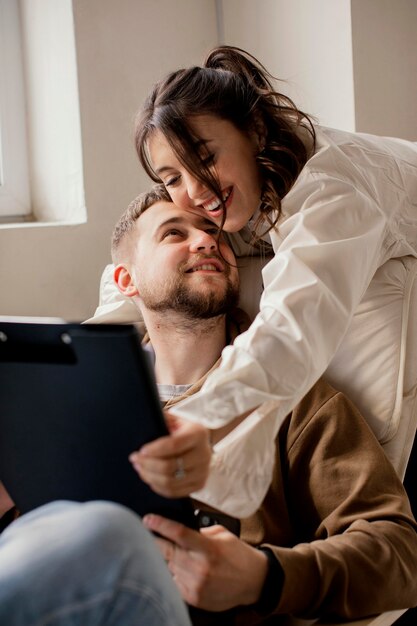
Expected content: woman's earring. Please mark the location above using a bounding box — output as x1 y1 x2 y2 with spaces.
258 138 266 155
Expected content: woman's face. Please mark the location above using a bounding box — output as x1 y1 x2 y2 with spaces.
147 115 263 232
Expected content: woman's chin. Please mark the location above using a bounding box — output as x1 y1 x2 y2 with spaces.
223 213 250 233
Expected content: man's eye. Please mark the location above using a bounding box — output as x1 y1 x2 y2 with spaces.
163 229 182 239
207 227 220 235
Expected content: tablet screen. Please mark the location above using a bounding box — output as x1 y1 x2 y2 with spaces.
0 319 197 528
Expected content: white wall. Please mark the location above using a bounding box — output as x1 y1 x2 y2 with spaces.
220 0 356 131
220 0 417 140
351 0 417 140
0 0 218 319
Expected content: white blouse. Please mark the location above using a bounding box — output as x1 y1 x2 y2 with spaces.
169 126 417 517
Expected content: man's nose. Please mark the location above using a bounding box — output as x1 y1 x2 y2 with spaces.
189 231 218 252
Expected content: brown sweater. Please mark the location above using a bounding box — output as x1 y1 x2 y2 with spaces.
233 380 417 623
185 380 417 625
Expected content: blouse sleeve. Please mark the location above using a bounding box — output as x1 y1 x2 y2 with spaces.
171 172 389 515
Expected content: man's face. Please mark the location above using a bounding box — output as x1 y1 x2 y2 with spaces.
130 201 239 318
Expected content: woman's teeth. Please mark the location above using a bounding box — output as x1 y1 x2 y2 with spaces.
204 189 231 212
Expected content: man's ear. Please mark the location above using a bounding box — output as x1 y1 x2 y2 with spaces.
113 264 139 298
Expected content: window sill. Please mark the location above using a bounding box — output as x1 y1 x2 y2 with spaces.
0 214 87 230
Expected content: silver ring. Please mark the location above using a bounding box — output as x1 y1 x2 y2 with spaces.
174 457 186 480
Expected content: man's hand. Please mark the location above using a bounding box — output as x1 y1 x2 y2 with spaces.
143 513 269 612
129 412 212 498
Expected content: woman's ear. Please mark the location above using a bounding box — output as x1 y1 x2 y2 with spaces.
252 113 267 153
113 264 139 298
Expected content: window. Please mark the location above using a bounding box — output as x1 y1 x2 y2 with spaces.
0 0 86 226
0 0 31 220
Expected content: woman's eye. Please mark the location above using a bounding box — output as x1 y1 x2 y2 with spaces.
165 175 180 188
207 227 220 236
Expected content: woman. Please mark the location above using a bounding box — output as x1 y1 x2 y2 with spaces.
132 46 417 516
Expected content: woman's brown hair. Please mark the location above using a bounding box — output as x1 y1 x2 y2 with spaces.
135 45 315 237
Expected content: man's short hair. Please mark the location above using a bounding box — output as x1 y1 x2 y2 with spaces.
111 184 170 262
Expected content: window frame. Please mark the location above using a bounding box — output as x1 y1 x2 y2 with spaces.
0 0 31 219
0 0 86 227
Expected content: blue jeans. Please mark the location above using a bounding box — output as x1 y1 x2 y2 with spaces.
0 501 192 626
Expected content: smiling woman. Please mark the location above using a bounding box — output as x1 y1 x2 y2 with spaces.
129 44 417 520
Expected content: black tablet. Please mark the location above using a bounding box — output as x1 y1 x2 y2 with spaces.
0 318 197 528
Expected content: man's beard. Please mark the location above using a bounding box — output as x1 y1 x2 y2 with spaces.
140 273 239 319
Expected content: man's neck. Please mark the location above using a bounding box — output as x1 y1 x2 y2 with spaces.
141 309 227 386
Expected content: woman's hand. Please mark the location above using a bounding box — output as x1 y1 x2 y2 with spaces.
143 513 269 611
129 412 212 497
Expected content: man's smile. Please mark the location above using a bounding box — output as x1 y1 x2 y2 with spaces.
185 257 224 273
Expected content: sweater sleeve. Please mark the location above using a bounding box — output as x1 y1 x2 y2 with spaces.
262 391 417 619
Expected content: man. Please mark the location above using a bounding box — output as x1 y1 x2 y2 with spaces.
111 186 417 623
1 188 416 625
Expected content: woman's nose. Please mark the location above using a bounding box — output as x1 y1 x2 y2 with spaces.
184 172 209 204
